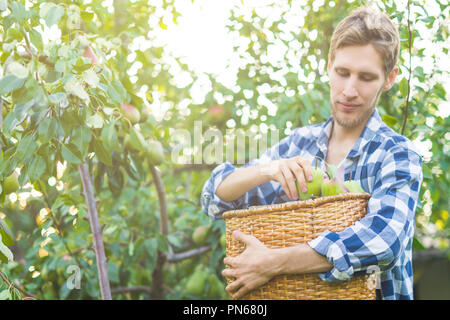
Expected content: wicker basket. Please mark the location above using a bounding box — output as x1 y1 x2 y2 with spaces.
222 193 376 300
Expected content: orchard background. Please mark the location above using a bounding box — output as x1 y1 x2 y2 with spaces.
0 0 448 300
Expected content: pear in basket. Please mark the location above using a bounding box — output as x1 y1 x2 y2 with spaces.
297 167 325 200
343 180 365 193
321 177 348 197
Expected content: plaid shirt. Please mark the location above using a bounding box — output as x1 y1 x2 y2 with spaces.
201 108 423 300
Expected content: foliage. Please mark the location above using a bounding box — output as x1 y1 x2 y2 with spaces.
0 0 448 299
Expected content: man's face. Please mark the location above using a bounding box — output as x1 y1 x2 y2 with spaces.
328 44 391 130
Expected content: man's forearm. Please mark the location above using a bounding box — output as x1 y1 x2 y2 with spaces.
215 163 271 202
271 243 332 276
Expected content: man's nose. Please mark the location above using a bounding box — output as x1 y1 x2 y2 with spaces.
342 78 358 98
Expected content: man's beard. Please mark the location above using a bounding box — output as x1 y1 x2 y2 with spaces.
331 103 375 129
330 88 383 129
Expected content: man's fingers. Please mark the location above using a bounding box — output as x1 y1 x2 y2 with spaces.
295 157 314 182
274 173 292 200
288 161 307 194
223 257 235 267
226 278 243 295
231 285 249 300
233 230 260 246
222 267 235 278
280 163 298 200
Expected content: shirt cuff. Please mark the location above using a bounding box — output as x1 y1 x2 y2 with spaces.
307 230 354 282
201 162 247 220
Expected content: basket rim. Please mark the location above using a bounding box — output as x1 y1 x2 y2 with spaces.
222 192 371 219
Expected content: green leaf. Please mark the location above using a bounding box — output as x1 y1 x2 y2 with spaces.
45 4 65 27
2 112 20 134
0 289 12 300
0 225 13 246
82 69 99 88
0 233 13 263
29 28 44 52
55 60 66 73
399 78 409 98
86 113 104 129
129 126 146 153
38 117 60 143
144 238 158 258
11 1 28 22
91 137 112 166
106 84 122 103
64 77 90 104
111 81 127 100
61 143 83 164
101 121 118 154
412 237 425 250
72 126 92 157
80 11 94 22
16 134 37 163
107 261 120 283
106 165 124 197
128 241 134 256
27 156 46 182
412 113 426 125
382 114 398 128
8 62 29 79
6 27 23 41
0 75 25 96
0 0 8 11
13 99 35 124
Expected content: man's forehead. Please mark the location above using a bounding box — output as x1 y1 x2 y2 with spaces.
331 45 384 75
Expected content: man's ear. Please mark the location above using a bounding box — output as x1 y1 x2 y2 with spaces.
383 66 399 91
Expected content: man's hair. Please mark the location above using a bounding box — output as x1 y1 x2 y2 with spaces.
328 6 400 78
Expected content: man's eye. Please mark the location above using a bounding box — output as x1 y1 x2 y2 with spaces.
361 77 374 82
337 71 348 77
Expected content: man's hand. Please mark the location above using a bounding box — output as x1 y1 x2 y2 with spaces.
261 156 314 201
221 230 280 299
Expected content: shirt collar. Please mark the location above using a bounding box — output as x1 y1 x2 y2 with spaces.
315 108 383 160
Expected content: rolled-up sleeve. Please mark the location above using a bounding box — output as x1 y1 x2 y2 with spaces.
308 147 423 282
200 134 295 220
200 162 245 220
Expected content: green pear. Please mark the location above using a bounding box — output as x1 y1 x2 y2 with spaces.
185 269 207 296
2 172 20 195
192 225 211 245
297 167 325 200
220 233 226 248
146 140 164 166
120 103 141 124
321 178 346 197
343 180 365 193
207 273 225 298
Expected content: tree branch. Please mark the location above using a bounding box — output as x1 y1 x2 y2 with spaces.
78 163 112 300
0 270 37 299
149 164 169 299
401 0 412 135
165 245 211 263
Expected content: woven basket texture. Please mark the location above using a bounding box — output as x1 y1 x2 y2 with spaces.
223 193 376 300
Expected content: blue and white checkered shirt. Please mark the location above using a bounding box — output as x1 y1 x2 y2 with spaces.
201 108 423 300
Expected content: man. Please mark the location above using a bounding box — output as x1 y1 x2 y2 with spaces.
200 6 423 300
